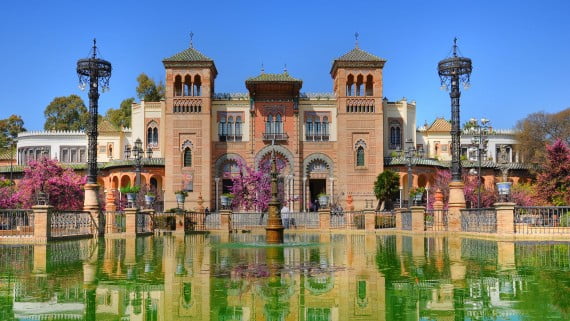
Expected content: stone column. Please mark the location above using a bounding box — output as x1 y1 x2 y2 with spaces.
410 206 426 232
319 208 331 230
32 205 53 243
495 202 516 235
220 209 232 232
84 183 104 236
125 207 138 237
447 182 466 232
364 210 376 231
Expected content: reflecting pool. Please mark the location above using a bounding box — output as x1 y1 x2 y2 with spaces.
1 233 569 320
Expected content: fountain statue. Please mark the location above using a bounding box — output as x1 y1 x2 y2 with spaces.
265 150 284 243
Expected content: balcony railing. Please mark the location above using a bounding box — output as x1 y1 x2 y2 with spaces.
219 135 243 142
262 132 289 141
305 134 330 142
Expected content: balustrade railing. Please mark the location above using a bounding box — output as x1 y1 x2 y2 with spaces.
461 208 497 233
401 210 412 230
0 209 33 237
287 211 319 229
330 212 346 229
425 209 448 231
50 211 95 238
375 211 396 229
514 206 570 234
231 212 266 230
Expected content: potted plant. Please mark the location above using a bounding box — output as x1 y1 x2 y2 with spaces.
220 193 234 208
409 187 426 205
145 191 156 207
317 193 329 208
120 184 140 207
175 190 188 205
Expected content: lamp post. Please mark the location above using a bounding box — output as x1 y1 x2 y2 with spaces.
399 138 424 207
77 39 112 213
468 118 490 208
124 138 153 188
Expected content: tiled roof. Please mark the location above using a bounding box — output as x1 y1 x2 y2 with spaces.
163 47 213 62
0 158 166 174
0 149 15 160
246 72 301 83
384 157 539 171
427 118 451 132
98 119 119 132
335 47 386 62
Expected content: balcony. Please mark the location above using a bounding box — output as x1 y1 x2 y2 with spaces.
305 134 330 142
262 132 289 141
219 135 243 142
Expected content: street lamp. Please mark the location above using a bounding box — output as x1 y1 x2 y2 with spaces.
124 138 153 188
398 138 424 207
468 118 490 208
438 38 472 183
77 39 112 212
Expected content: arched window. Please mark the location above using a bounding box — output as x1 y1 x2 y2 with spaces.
147 121 159 147
346 74 354 96
183 147 192 167
306 117 313 139
227 116 234 138
153 128 158 145
266 115 273 134
389 121 402 150
322 116 329 140
275 114 283 134
184 75 192 96
356 75 364 96
365 75 373 96
193 75 201 96
174 75 182 96
235 116 242 138
356 146 365 166
219 116 226 141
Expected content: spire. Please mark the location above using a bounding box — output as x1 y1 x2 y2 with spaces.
261 62 265 74
189 31 194 48
452 37 458 57
283 63 288 74
355 32 359 48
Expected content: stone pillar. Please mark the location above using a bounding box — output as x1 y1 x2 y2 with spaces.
32 205 53 242
495 202 516 235
319 208 331 230
395 208 403 230
32 244 48 274
125 207 138 237
410 206 425 232
432 189 445 229
84 183 104 236
364 210 376 231
220 210 232 232
447 182 466 232
497 241 516 270
448 236 466 287
106 189 117 212
105 211 115 234
174 212 186 235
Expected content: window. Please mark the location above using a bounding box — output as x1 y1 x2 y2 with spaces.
227 116 234 137
365 75 374 96
193 75 201 96
266 115 274 134
305 114 330 141
356 146 365 166
306 117 313 137
322 116 329 137
218 113 243 142
174 75 182 96
219 116 226 141
356 75 364 96
275 114 283 134
184 75 191 96
183 147 192 167
235 116 242 137
346 74 354 96
147 121 159 147
390 124 401 149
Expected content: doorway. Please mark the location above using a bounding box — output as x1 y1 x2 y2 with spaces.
309 179 326 207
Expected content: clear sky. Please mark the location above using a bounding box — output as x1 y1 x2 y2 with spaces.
1 0 569 131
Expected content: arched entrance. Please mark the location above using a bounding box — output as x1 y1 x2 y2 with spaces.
303 153 334 211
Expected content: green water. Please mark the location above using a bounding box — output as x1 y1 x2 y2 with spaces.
0 233 569 321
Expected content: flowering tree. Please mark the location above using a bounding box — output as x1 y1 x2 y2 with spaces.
230 157 286 211
463 175 497 208
0 177 18 208
536 139 570 205
12 157 86 210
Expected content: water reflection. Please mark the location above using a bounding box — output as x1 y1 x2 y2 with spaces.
0 233 569 320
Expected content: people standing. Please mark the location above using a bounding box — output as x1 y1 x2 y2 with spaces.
281 204 290 228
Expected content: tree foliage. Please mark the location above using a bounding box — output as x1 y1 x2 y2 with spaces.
373 170 400 210
44 95 89 131
229 159 285 211
0 158 86 210
136 73 165 102
0 114 25 150
535 139 570 205
105 97 134 129
515 108 570 163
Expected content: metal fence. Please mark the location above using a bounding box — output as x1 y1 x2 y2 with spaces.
231 212 266 230
425 209 448 231
50 210 95 238
287 211 319 229
514 206 570 234
461 208 497 233
331 211 365 229
152 212 176 230
106 211 125 233
0 209 34 237
375 211 396 229
137 212 153 234
401 210 412 231
183 212 208 231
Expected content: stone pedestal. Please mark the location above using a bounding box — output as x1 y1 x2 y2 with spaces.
495 202 516 235
84 183 104 236
410 206 426 232
220 210 232 232
105 189 117 212
364 210 376 231
319 208 331 230
124 207 138 236
433 189 445 228
447 182 466 232
32 205 53 242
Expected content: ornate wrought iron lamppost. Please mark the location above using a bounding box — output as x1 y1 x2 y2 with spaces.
398 138 424 207
438 38 472 210
468 117 490 208
124 138 153 188
77 39 111 216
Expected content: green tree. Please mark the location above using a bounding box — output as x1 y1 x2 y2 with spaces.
105 97 134 129
373 170 400 210
515 108 570 163
0 114 25 150
136 73 165 101
44 95 89 131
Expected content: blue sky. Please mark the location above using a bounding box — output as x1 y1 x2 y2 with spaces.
1 0 569 130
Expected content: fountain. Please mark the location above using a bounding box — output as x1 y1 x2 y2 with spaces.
265 150 285 244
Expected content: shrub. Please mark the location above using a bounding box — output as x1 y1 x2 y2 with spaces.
120 184 140 194
560 213 570 227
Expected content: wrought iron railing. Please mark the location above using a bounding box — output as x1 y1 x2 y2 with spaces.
152 212 176 230
50 210 95 238
287 211 319 229
105 211 125 233
375 211 396 229
231 212 266 230
425 209 448 231
183 212 208 231
0 209 33 237
205 212 221 230
262 132 289 141
514 206 570 234
401 210 412 231
137 212 153 234
330 212 346 228
460 208 497 233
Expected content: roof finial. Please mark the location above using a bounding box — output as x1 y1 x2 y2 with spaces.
261 63 265 74
355 32 359 48
190 31 194 48
452 37 458 57
92 38 97 59
284 63 288 74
